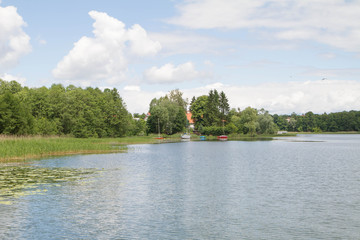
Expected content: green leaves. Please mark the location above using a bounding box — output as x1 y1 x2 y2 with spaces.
0 81 133 137
147 90 187 135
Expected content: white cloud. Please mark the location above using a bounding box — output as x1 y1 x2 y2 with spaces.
52 11 161 85
0 5 31 70
182 80 360 114
168 0 360 52
123 85 141 92
143 61 210 84
149 31 229 56
128 24 161 56
122 80 360 115
0 73 26 85
121 89 167 114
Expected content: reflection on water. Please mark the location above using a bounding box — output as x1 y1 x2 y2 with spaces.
0 134 360 239
0 166 98 205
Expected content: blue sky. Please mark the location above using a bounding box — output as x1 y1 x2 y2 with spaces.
1 0 360 114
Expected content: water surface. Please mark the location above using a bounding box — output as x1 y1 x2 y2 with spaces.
1 134 360 239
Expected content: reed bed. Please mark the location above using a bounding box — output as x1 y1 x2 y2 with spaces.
0 133 300 162
0 136 128 162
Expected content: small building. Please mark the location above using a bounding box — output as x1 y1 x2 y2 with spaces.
186 111 195 129
144 112 151 121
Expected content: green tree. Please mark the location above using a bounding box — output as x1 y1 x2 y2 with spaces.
189 95 208 130
203 89 220 126
258 109 278 134
219 91 230 121
239 107 258 136
147 93 187 135
0 91 33 135
167 89 188 110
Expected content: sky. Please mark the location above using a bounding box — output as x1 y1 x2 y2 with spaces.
1 0 360 115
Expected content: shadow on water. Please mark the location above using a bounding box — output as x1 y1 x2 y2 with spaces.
0 165 99 205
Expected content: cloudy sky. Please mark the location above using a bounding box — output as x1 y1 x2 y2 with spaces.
1 0 360 114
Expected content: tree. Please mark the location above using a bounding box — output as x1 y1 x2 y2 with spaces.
219 91 230 121
258 109 278 134
273 114 287 131
0 91 33 135
239 107 258 135
0 79 23 94
167 89 188 110
147 95 187 135
189 95 208 130
203 89 220 126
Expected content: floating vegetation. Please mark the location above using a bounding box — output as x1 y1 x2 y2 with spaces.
0 165 99 205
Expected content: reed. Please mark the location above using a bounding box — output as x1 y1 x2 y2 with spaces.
0 136 128 162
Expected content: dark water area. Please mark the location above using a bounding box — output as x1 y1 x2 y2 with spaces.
1 134 360 239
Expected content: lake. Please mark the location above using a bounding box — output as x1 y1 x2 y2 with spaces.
1 134 360 239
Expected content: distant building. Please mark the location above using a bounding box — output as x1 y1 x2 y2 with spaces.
186 111 195 129
144 112 151 121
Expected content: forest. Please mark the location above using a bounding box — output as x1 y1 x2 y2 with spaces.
0 79 143 137
1 79 359 137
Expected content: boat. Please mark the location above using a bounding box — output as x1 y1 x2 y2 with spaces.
200 136 206 141
155 118 164 139
217 135 228 141
181 133 191 139
218 119 228 141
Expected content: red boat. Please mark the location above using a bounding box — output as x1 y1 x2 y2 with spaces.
217 135 228 141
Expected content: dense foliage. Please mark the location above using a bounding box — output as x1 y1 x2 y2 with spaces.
190 91 359 135
0 79 140 137
146 89 187 135
273 111 360 132
190 91 278 136
1 79 359 137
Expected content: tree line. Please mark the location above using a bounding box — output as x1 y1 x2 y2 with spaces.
273 111 360 132
0 79 145 137
146 89 278 136
187 90 277 136
148 89 360 135
1 79 359 137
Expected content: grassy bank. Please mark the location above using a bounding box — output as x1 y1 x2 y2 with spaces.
0 132 303 162
0 136 124 162
0 134 189 162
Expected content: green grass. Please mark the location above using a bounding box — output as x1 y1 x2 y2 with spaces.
0 136 128 162
0 134 187 162
0 132 302 162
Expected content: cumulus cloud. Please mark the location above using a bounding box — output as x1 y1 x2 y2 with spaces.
0 73 26 85
120 89 167 114
182 80 360 114
123 85 141 92
52 11 161 85
143 61 210 84
121 80 360 115
168 0 360 52
0 5 31 70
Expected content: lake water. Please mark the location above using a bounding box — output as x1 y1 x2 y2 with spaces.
1 134 360 239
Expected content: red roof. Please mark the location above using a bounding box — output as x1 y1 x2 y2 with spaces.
186 111 194 124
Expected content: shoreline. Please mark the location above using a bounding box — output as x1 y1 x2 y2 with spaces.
1 132 358 162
